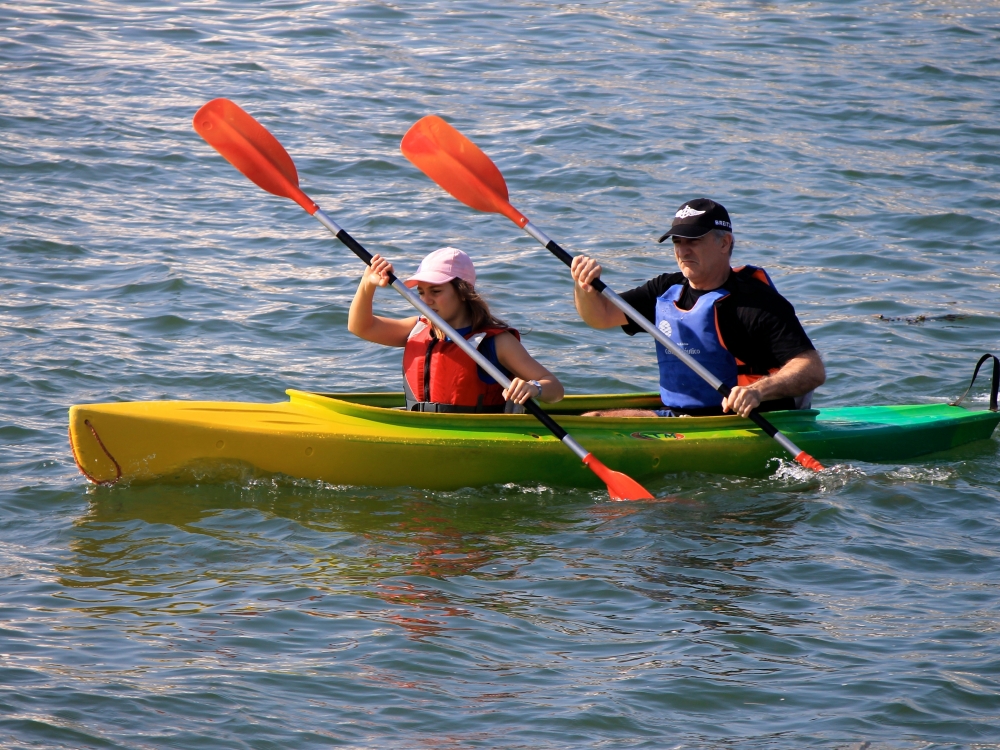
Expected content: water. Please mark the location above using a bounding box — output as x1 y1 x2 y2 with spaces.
2 1 1000 747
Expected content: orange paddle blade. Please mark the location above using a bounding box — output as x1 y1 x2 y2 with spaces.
193 98 317 214
401 116 528 227
582 454 656 502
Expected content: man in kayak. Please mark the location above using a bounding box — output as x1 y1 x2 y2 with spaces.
570 198 825 418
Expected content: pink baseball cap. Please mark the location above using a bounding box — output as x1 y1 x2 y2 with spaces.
404 247 477 288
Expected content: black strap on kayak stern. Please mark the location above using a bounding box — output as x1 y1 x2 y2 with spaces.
950 353 999 412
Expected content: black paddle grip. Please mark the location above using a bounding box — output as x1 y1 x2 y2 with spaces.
747 410 779 437
546 240 606 292
545 240 575 267
524 399 568 440
337 229 398 284
718 382 779 436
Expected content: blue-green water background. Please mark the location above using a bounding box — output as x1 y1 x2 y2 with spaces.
3 2 1000 747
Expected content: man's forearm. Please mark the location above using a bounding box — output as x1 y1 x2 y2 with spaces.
751 350 826 401
573 286 627 329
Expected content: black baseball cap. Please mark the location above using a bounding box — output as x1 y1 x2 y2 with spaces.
657 198 732 242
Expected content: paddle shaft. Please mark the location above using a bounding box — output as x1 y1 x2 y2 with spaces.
521 221 811 460
312 209 590 460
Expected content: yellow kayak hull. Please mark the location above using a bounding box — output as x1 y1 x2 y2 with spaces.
69 390 1000 489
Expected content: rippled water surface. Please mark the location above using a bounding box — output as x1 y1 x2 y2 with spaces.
3 1 1000 747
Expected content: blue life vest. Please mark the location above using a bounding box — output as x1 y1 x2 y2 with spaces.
653 265 803 411
654 285 735 409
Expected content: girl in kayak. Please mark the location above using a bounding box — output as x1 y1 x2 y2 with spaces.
348 247 564 413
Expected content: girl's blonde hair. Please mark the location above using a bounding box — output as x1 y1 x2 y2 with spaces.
430 278 508 340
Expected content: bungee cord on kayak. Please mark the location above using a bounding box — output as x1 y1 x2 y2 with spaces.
73 419 121 486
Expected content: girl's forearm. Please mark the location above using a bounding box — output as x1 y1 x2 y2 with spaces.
347 279 377 339
504 374 564 405
537 375 564 403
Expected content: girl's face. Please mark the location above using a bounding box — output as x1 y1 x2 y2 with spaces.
415 281 469 326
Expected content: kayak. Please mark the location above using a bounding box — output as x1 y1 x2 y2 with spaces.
69 390 999 489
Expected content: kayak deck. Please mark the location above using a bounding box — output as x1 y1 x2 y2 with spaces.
69 390 1000 489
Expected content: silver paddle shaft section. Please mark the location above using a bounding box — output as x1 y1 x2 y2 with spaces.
559 434 591 461
521 221 810 460
602 286 725 389
524 222 721 388
313 208 343 236
771 430 805 458
312 210 597 459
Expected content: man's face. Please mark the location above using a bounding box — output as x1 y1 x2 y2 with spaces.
672 232 731 283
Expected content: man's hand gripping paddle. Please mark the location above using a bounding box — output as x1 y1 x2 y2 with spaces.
193 98 656 501
400 115 824 473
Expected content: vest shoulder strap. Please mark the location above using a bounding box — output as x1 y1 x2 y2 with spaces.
407 318 429 340
476 325 519 341
732 264 777 290
408 320 519 344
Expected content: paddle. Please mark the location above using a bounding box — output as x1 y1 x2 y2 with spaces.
401 115 825 472
192 98 655 501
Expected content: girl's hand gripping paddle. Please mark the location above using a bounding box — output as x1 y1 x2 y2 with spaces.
401 115 824 473
193 98 656 501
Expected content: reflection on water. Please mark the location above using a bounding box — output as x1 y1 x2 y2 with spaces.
65 478 811 640
63 482 583 620
633 499 813 631
9 458 998 746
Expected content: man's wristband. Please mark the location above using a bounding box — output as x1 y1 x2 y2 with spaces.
528 380 543 398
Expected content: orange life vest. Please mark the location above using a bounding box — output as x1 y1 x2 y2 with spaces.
402 319 519 413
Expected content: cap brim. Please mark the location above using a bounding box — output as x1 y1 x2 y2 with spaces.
404 271 459 288
657 227 714 243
